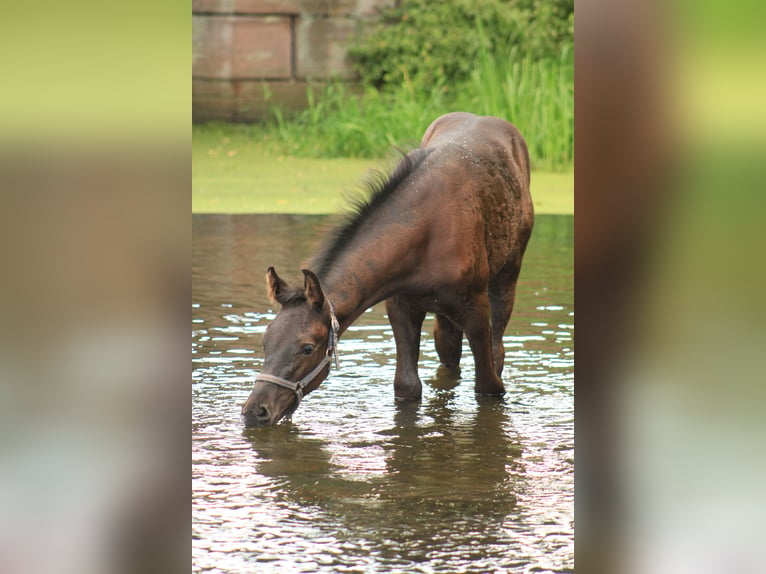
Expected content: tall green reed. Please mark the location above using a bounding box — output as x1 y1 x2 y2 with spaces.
462 38 573 171
265 76 451 159
263 30 573 170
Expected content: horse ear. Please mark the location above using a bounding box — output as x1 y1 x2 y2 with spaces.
302 269 324 311
266 266 290 305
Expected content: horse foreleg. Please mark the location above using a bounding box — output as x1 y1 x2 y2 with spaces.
460 291 506 395
385 297 426 401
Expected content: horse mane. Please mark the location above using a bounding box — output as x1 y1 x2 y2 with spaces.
311 147 433 278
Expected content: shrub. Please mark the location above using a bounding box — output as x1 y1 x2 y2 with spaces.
349 0 573 91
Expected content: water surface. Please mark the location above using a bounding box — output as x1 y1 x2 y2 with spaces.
192 214 573 573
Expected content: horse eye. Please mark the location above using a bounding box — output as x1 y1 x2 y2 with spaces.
301 344 314 356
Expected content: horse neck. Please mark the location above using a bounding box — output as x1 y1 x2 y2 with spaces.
320 224 419 335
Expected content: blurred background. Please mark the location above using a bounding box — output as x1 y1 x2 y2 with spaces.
192 0 574 215
0 1 188 573
576 0 766 572
1 0 764 572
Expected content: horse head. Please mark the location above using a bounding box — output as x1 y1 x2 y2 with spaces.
241 267 338 427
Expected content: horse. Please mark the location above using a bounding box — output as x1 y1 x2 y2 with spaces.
242 112 534 427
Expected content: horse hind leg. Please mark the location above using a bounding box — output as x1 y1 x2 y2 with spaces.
434 314 463 371
385 297 426 401
488 262 522 377
459 291 505 395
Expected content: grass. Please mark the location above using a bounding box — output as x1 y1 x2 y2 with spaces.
192 124 572 214
470 38 573 172
193 21 573 213
258 41 573 173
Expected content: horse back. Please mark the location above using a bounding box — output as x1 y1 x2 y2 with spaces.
413 113 534 284
421 112 530 192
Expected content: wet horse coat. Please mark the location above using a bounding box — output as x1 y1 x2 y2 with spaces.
243 112 534 426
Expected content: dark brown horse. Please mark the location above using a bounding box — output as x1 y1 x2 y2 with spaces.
242 112 534 426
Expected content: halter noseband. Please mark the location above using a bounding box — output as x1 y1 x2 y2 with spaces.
254 300 340 408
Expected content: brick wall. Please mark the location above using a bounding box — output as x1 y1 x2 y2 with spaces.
192 0 394 122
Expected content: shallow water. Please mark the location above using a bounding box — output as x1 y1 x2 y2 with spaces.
192 214 573 573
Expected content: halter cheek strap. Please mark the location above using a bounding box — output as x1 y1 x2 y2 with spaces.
254 300 340 408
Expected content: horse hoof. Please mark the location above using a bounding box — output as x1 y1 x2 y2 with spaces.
475 387 506 396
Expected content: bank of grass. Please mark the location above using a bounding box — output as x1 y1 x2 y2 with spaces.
263 47 573 173
192 124 572 214
193 27 572 213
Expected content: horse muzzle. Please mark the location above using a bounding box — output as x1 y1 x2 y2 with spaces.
241 404 273 427
241 382 297 427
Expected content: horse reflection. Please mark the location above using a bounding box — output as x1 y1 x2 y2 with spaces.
382 390 522 511
243 393 523 565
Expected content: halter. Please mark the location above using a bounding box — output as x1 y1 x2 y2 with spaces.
254 300 340 408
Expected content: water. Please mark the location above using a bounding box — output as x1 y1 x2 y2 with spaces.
193 214 573 573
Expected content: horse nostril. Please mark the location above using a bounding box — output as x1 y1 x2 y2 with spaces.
244 405 269 421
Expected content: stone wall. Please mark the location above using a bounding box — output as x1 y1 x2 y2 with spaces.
192 0 394 122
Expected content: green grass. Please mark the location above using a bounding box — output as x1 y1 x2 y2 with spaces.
470 38 573 172
193 124 572 214
265 80 448 160
193 23 573 213
256 39 573 173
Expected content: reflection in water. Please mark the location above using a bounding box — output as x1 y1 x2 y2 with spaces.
193 214 573 573
241 396 523 571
